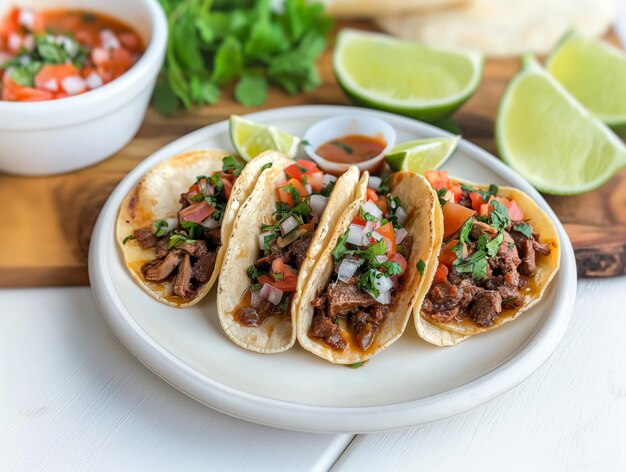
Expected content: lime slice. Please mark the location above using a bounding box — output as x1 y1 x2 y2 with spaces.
333 29 484 122
229 115 300 161
496 56 626 195
386 136 460 173
546 31 626 128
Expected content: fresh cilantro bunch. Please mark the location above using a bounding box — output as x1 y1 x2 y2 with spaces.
153 0 333 115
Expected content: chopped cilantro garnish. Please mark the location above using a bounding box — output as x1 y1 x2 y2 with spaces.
513 223 532 238
358 269 380 298
281 183 301 203
167 231 195 249
222 155 244 176
436 188 448 207
332 231 350 262
180 221 205 239
301 139 311 146
272 272 284 282
347 361 365 369
261 162 273 171
247 265 263 280
122 235 135 245
461 183 499 203
321 179 335 197
416 259 426 276
489 200 511 232
359 206 378 222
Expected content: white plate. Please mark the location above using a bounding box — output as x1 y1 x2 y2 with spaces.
89 105 577 433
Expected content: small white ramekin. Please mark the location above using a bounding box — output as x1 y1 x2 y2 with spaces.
0 0 167 175
302 114 396 175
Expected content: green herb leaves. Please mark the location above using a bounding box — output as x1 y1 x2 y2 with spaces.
153 0 332 114
513 223 532 238
416 259 426 276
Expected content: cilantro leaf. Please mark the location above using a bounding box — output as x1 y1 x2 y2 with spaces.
490 200 511 232
416 259 426 276
261 162 273 171
359 206 378 222
153 220 171 237
235 75 268 106
222 155 244 176
122 234 135 245
514 223 533 239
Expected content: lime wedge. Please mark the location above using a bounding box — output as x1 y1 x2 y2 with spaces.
229 115 300 161
333 29 483 122
496 56 626 195
546 31 626 128
386 136 460 173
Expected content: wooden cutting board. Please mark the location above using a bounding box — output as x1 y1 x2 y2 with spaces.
1 23 624 287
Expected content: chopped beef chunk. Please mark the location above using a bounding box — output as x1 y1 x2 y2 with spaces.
285 234 312 269
327 280 378 318
173 253 196 301
397 235 413 258
204 228 222 248
134 227 158 249
350 304 389 351
254 255 272 271
422 282 464 322
470 221 497 240
309 294 347 351
143 250 183 282
533 239 551 256
179 192 190 209
155 238 169 258
234 299 284 327
192 252 217 283
458 190 472 208
498 283 524 309
469 290 502 327
518 237 536 275
176 240 208 258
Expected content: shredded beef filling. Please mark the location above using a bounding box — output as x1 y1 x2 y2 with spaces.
423 198 552 327
136 221 221 302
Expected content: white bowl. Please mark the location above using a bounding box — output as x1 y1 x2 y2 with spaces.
0 0 167 176
302 114 396 174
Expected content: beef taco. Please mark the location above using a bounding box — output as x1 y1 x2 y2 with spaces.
416 170 560 346
297 171 443 364
117 150 277 307
217 152 363 353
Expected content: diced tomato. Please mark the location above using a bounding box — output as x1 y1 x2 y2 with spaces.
2 78 53 101
304 171 324 191
375 195 388 214
297 159 317 171
506 200 524 222
442 190 455 204
442 202 475 238
479 203 490 217
96 47 133 82
118 31 141 52
179 201 214 223
375 222 396 256
424 170 449 190
391 252 407 274
277 178 308 206
257 275 274 286
276 186 293 206
366 188 378 202
352 214 367 226
186 183 201 202
439 239 458 267
268 277 298 292
433 263 449 284
449 184 463 203
267 259 299 292
469 192 484 212
285 164 303 181
223 178 233 199
34 64 80 91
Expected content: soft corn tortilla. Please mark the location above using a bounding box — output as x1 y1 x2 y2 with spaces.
116 149 278 307
415 181 561 346
297 172 443 364
377 0 617 57
322 0 468 18
217 152 362 353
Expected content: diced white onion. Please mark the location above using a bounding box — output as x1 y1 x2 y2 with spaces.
200 216 219 229
309 194 328 215
368 176 382 190
280 216 299 236
42 78 58 92
395 206 408 225
375 255 388 264
371 231 383 241
369 289 391 305
8 33 21 52
61 76 85 95
374 275 393 293
337 258 361 282
18 9 35 29
322 174 337 186
100 29 121 49
92 47 110 65
260 283 283 305
199 180 214 196
258 231 272 248
22 34 34 51
304 184 312 194
363 221 377 245
85 72 103 89
251 288 263 307
347 224 365 246
361 200 383 220
394 227 408 244
443 190 455 204
152 217 177 235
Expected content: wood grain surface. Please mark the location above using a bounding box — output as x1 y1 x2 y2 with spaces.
0 22 624 287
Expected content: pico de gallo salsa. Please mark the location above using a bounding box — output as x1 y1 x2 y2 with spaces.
0 7 143 102
234 160 337 327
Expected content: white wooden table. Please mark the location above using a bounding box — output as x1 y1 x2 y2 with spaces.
1 277 625 471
